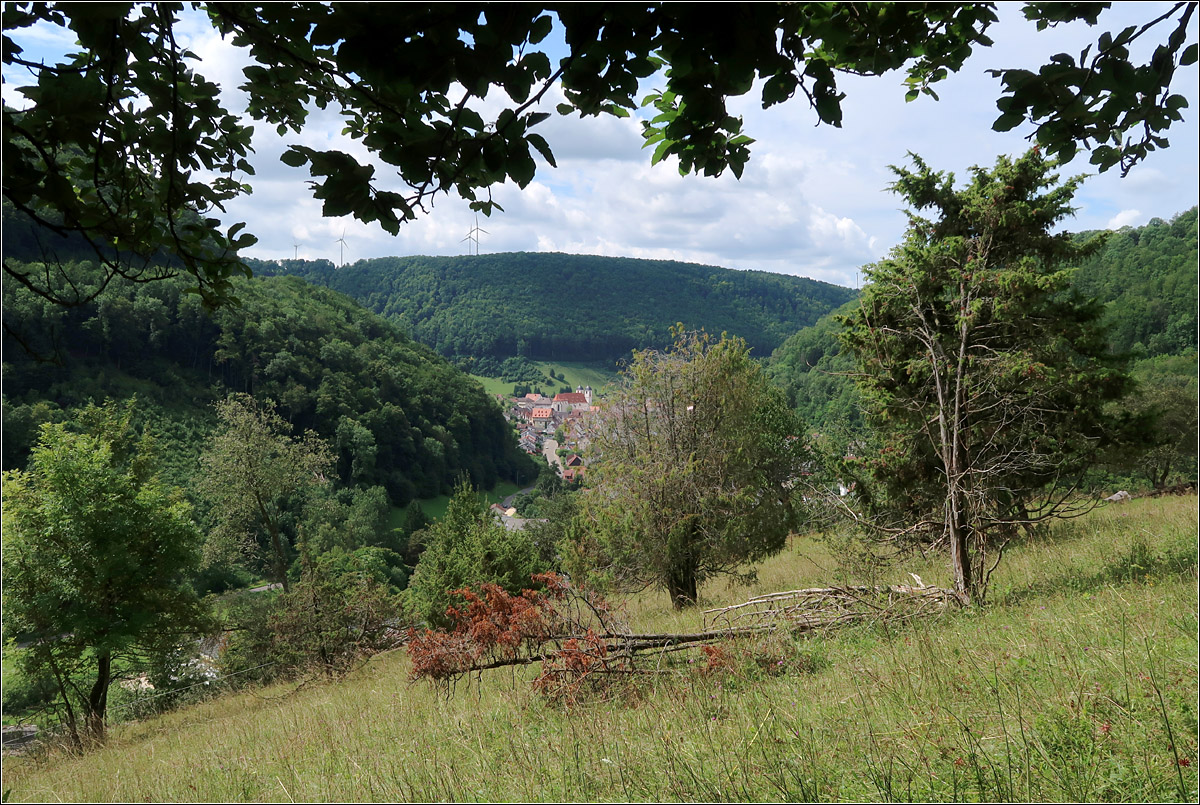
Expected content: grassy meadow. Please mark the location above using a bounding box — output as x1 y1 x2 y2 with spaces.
3 496 1197 802
470 360 620 399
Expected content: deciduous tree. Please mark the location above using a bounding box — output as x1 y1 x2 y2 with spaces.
4 3 1194 307
580 330 805 608
1125 356 1198 489
840 150 1132 604
197 393 335 592
1 400 209 747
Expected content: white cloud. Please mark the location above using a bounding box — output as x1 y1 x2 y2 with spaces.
4 4 1196 286
1106 209 1146 230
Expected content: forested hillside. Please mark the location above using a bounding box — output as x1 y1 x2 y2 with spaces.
768 209 1198 449
764 300 863 436
251 252 856 363
1071 207 1197 357
3 268 536 504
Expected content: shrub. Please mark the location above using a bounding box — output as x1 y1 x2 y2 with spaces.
405 482 548 627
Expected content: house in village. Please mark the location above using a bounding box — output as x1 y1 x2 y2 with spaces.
551 386 593 412
489 503 532 531
503 382 601 474
530 405 555 432
518 429 539 453
561 453 586 484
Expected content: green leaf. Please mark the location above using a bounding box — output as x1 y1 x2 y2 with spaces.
651 138 673 166
993 111 1025 132
527 132 557 168
280 148 309 168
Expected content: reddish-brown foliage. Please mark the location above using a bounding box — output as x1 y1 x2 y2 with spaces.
699 643 734 676
407 573 633 701
532 628 633 705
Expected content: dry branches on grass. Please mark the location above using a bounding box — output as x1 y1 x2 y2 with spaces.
407 573 955 701
702 581 953 634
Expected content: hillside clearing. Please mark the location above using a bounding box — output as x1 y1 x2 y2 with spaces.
3 496 1196 802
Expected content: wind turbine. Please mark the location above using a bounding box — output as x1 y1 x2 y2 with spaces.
461 214 488 256
292 240 300 260
335 228 348 267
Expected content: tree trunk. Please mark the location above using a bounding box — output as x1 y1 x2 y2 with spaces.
45 649 82 750
269 522 291 593
255 491 290 593
947 494 972 605
666 560 698 610
85 651 112 744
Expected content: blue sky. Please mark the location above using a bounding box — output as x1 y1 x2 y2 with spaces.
4 4 1196 288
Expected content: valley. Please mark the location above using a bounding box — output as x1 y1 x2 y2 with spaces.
4 5 1198 800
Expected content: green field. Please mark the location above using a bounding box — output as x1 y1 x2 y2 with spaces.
5 496 1196 802
384 480 524 529
471 360 620 399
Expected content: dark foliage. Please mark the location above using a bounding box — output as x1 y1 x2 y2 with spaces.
251 252 856 363
2 263 537 505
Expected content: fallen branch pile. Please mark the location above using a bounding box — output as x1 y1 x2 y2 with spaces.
703 582 953 633
408 573 955 700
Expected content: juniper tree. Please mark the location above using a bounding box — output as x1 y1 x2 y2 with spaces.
840 150 1132 603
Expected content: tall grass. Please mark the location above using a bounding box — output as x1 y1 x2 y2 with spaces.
4 497 1196 802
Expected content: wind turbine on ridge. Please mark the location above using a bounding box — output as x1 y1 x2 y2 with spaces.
461 214 488 256
335 228 348 267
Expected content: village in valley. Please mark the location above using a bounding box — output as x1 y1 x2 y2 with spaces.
476 385 599 529
502 384 596 483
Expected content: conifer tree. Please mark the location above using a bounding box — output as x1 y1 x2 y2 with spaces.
840 150 1132 603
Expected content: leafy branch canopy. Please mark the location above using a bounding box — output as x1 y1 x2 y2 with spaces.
3 2 1194 307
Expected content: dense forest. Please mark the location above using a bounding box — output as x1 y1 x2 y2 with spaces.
766 208 1198 484
250 252 857 364
3 266 537 505
1071 208 1197 357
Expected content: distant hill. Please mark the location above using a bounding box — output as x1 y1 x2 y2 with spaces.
2 270 537 505
250 252 857 364
1071 207 1197 357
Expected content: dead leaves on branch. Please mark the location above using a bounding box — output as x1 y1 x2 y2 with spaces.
407 573 955 704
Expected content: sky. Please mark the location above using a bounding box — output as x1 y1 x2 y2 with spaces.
4 4 1197 289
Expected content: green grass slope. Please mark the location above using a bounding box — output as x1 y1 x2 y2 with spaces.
6 496 1195 802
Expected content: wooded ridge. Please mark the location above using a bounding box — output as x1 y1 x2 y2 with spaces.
2 268 537 505
251 252 857 364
